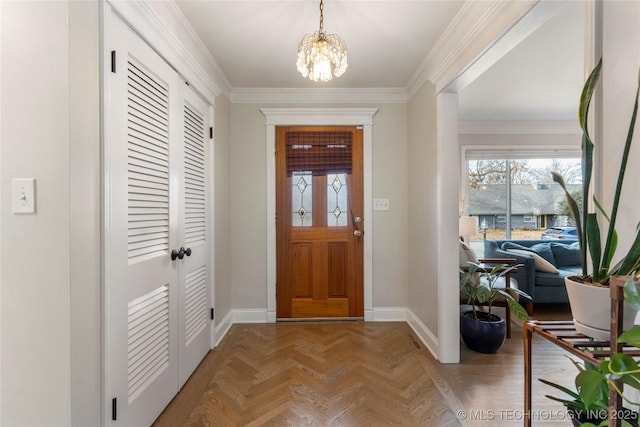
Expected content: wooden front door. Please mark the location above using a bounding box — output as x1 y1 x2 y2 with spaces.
276 126 364 318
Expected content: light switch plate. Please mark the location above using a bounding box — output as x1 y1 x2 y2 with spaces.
12 178 36 214
373 198 390 211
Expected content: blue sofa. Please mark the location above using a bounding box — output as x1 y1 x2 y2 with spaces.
484 239 581 305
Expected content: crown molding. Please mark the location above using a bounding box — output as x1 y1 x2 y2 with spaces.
407 0 566 97
107 0 231 102
261 108 378 126
459 120 580 135
231 87 407 104
406 0 503 97
163 1 233 96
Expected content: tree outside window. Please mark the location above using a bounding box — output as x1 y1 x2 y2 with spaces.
467 158 581 242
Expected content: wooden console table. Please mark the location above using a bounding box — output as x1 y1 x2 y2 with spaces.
523 280 640 427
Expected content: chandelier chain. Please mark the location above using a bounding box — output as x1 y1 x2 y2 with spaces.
319 0 324 34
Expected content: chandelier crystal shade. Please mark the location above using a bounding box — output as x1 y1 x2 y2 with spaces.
296 0 347 82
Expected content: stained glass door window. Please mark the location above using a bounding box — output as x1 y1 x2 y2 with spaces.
327 173 348 227
292 172 313 227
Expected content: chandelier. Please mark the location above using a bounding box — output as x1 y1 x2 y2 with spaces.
296 0 347 82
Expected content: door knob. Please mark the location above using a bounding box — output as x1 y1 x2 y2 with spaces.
171 248 185 260
184 247 192 257
354 230 362 237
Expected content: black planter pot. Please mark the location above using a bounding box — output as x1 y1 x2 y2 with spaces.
460 311 506 354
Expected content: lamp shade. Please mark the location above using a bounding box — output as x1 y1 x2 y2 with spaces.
459 216 478 237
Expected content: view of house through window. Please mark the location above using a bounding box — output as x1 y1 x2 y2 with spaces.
466 158 581 252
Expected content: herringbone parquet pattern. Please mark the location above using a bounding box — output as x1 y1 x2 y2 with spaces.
154 322 462 427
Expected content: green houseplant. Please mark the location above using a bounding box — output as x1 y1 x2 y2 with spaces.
459 262 530 353
568 276 640 427
540 355 639 427
552 60 640 339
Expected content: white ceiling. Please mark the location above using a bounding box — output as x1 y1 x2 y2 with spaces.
174 0 465 88
174 0 585 120
458 1 585 121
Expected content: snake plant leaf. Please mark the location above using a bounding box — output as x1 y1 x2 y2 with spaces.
578 60 601 273
552 171 587 275
593 196 612 223
617 224 640 276
542 394 584 411
586 213 603 281
579 58 602 131
539 378 581 400
593 196 617 278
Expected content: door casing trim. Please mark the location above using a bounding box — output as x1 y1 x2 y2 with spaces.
261 108 378 322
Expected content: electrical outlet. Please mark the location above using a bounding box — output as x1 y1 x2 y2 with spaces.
12 178 36 214
373 198 390 211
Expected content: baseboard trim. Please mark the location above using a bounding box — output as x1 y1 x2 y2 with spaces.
213 311 233 347
233 309 269 324
406 309 439 359
371 307 408 321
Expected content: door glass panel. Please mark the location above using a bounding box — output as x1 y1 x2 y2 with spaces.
292 172 312 227
327 173 348 227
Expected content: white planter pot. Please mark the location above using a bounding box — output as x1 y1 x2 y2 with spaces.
565 276 637 340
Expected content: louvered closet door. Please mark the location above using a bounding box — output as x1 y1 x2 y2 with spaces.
177 88 211 388
105 12 181 427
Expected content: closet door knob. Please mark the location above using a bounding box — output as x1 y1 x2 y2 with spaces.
171 248 185 260
184 247 192 257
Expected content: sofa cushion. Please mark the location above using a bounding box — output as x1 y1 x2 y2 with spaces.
505 248 560 274
550 242 580 267
558 266 582 275
535 271 568 286
501 241 556 265
459 241 477 268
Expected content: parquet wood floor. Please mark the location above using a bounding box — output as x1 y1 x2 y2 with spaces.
153 322 462 427
154 306 576 427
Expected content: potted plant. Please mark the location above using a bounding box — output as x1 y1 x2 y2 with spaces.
459 262 530 353
552 60 640 339
566 276 640 427
540 356 639 427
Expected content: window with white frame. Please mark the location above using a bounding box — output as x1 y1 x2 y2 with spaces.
465 155 581 241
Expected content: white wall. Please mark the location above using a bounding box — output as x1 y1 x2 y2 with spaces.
599 1 640 267
69 2 101 426
370 105 409 308
1 2 72 425
459 132 580 149
407 81 439 333
214 94 233 324
229 103 409 312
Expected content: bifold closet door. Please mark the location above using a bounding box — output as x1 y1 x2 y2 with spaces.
177 87 211 388
104 9 212 427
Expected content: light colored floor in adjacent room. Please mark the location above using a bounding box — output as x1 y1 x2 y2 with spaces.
154 305 576 427
444 305 577 427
